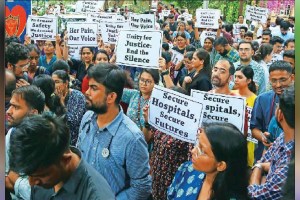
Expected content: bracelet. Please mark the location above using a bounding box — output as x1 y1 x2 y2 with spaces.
251 163 262 170
144 122 150 129
161 70 169 76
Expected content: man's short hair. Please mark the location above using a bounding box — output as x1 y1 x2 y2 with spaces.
9 113 70 175
5 42 29 65
279 84 294 128
216 59 235 75
269 60 293 74
244 31 253 38
284 38 295 48
240 26 248 32
87 63 126 104
270 36 284 45
168 14 174 19
5 36 21 46
238 41 254 50
283 50 295 59
280 20 290 30
214 37 229 47
12 85 45 114
262 29 272 37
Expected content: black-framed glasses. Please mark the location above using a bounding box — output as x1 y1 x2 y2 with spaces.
139 78 153 86
270 75 291 85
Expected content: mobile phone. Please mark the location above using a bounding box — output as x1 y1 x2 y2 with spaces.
260 132 272 144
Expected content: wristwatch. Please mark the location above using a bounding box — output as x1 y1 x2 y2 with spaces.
251 163 262 170
161 70 169 76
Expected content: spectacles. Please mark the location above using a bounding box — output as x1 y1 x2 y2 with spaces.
270 75 291 85
139 78 153 86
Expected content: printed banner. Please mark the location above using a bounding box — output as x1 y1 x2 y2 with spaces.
149 85 204 143
100 21 130 44
67 22 98 46
26 15 57 41
245 5 269 24
116 30 163 68
170 49 184 65
191 90 246 132
195 9 221 29
129 13 155 30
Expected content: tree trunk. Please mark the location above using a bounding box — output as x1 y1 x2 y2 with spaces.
238 0 244 15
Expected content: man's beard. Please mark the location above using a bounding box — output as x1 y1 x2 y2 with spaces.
219 49 229 56
86 97 108 114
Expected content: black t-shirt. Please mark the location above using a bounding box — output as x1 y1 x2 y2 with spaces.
186 69 212 95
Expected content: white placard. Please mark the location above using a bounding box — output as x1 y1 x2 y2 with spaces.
129 14 155 30
195 9 221 29
170 49 184 65
191 90 246 132
116 30 163 68
68 45 82 59
233 23 248 35
200 31 217 47
100 21 130 44
66 22 98 46
26 15 57 41
245 5 269 24
246 106 258 144
162 10 171 17
86 13 125 34
178 13 193 22
149 85 204 143
77 1 105 13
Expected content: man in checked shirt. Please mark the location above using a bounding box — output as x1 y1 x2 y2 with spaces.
248 84 294 199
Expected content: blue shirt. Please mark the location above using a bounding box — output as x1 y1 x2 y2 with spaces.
38 55 57 74
167 161 205 200
76 110 151 200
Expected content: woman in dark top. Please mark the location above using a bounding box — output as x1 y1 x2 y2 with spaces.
26 44 50 84
69 46 95 83
182 49 212 95
172 31 187 54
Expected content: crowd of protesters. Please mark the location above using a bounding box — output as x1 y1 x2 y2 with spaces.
4 1 295 200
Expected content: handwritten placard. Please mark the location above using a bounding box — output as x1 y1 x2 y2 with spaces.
129 14 155 30
100 21 130 44
200 31 218 47
77 1 105 13
149 85 204 143
195 9 221 29
67 22 97 46
245 5 269 24
26 15 57 41
68 45 82 59
191 90 246 132
116 30 163 68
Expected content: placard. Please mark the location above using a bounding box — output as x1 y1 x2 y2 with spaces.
67 22 97 46
177 13 192 22
191 90 246 132
129 14 155 30
100 21 130 44
195 9 221 29
68 45 82 59
26 15 57 41
162 10 170 17
116 30 163 68
246 106 258 143
170 49 184 65
245 5 269 24
149 85 204 143
76 1 105 13
200 31 217 47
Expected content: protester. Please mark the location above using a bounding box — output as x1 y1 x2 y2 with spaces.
213 37 240 66
283 38 295 51
233 66 257 167
5 85 45 200
283 50 295 74
9 114 115 200
168 122 248 200
77 64 152 199
52 70 86 145
248 84 294 199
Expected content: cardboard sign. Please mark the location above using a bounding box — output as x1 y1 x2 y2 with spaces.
149 85 204 143
68 45 82 59
26 15 57 41
170 49 184 65
245 5 269 24
100 21 130 44
116 30 163 68
233 23 248 35
66 22 97 46
76 1 105 13
177 13 192 22
195 9 221 29
162 10 170 17
129 14 155 30
246 106 258 144
200 31 217 47
86 13 124 34
191 90 246 132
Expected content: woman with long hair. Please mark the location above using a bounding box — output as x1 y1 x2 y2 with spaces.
252 43 273 89
182 48 212 95
233 66 257 167
52 70 86 145
168 122 249 200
